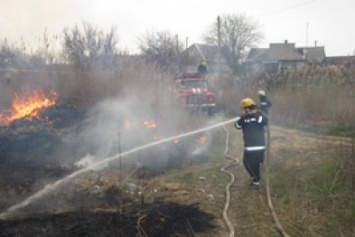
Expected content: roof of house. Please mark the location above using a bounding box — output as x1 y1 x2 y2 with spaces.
257 43 305 62
247 48 268 62
181 43 223 64
247 41 326 63
297 47 326 63
195 44 218 61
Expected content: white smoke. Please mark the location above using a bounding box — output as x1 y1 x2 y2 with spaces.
74 153 97 168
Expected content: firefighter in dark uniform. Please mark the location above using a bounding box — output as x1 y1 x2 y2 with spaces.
197 61 208 74
234 97 268 187
258 90 272 116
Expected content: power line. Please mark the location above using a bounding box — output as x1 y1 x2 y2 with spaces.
258 0 318 17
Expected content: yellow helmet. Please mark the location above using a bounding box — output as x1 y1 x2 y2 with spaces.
240 97 256 108
201 61 207 66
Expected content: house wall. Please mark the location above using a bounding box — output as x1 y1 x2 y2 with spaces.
249 60 307 73
279 61 306 71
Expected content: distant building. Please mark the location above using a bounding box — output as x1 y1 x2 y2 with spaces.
324 55 355 66
179 43 231 73
246 40 326 73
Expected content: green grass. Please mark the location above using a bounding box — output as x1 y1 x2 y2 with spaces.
269 157 355 236
326 125 355 137
162 164 230 186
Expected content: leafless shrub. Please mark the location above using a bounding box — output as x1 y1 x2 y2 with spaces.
138 30 183 73
62 22 119 71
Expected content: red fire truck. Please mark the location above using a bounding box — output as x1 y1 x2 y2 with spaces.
173 72 216 116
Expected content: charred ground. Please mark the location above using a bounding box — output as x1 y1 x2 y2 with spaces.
0 102 219 236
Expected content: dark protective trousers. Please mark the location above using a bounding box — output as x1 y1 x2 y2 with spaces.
243 150 265 182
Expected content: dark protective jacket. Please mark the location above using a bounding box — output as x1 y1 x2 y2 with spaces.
234 112 268 151
197 64 207 74
259 95 272 115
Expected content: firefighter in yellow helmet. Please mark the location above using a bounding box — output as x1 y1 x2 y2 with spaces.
234 97 268 187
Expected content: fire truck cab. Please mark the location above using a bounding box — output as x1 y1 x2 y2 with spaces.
173 72 216 116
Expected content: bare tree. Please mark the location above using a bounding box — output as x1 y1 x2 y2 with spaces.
0 39 45 69
204 14 263 73
138 31 184 73
62 22 119 71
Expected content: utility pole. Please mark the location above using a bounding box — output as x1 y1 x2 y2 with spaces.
217 16 221 75
176 34 180 73
306 22 309 47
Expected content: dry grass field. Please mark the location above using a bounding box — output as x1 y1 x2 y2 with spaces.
0 59 355 236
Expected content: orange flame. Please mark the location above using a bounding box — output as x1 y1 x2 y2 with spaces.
122 120 158 130
0 89 58 125
123 119 133 129
196 136 207 144
143 120 157 129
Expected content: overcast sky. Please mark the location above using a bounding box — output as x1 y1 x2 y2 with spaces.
1 0 354 56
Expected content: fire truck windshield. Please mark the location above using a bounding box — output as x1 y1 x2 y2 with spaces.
180 80 207 88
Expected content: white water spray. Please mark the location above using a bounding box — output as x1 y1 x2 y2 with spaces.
0 117 239 220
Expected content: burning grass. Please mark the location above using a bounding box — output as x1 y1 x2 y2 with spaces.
0 67 218 236
0 89 58 126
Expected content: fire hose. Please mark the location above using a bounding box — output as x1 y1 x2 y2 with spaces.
220 123 238 237
220 120 291 237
